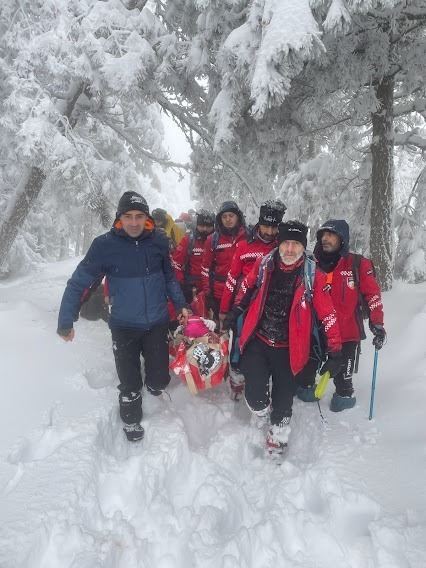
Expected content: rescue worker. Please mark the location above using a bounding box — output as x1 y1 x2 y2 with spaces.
172 209 215 302
201 200 247 318
297 219 386 411
152 208 185 250
219 200 286 399
223 221 343 456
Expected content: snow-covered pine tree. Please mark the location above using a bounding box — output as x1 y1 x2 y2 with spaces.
0 0 180 274
395 165 426 283
208 0 426 289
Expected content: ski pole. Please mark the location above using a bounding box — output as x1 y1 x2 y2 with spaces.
369 349 379 420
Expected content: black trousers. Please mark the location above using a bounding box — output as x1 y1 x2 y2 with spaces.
333 341 358 396
240 337 318 425
111 323 170 424
296 341 359 397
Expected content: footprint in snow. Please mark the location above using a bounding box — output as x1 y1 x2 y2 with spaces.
7 425 79 464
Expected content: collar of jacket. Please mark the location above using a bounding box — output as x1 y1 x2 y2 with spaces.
313 243 342 272
111 218 155 242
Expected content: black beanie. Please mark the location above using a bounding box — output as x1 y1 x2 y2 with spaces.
116 191 149 218
258 200 286 226
196 209 215 226
278 221 308 248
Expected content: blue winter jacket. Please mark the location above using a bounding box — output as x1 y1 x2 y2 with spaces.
57 226 186 331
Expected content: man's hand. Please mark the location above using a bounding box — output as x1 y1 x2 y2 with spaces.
370 324 386 350
320 351 344 378
222 307 244 332
177 307 191 326
57 328 75 342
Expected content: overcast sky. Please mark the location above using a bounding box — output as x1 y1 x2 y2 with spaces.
159 112 194 215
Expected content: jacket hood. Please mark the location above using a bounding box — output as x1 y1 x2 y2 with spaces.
316 219 349 256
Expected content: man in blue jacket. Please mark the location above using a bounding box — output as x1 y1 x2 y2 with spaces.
57 191 188 441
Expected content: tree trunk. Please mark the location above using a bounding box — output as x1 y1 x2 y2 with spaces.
0 168 46 270
369 75 394 291
82 209 94 255
59 235 69 260
75 220 83 257
0 82 85 270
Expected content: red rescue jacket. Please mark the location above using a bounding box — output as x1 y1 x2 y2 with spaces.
201 226 247 301
220 229 277 314
236 251 342 375
171 233 206 290
320 254 384 343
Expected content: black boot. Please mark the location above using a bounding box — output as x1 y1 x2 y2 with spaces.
119 390 142 423
123 422 144 442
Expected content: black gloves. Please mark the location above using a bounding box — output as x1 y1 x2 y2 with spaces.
320 351 344 378
222 307 244 332
370 323 386 350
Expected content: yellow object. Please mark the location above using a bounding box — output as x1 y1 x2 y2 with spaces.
314 371 331 399
163 213 185 247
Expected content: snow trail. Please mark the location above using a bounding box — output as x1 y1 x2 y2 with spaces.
0 260 425 567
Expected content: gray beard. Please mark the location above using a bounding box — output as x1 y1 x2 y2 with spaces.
279 251 303 265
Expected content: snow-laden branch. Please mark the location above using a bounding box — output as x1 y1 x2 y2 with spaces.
155 94 260 206
94 114 192 171
394 99 426 118
394 130 426 149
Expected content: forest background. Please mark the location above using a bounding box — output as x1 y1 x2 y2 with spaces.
1 0 425 290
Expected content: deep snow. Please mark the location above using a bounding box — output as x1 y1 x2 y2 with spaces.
0 259 425 568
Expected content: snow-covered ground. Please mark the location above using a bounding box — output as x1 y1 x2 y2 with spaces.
0 259 425 568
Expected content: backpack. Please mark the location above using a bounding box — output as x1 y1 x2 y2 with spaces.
351 253 369 340
303 256 327 364
351 253 370 319
79 280 109 323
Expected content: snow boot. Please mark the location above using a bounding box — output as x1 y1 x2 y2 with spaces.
296 385 318 402
266 418 291 458
123 422 145 442
330 393 356 412
229 367 245 401
249 405 270 430
119 391 142 424
146 385 164 397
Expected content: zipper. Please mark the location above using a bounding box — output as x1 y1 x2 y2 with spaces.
136 239 149 322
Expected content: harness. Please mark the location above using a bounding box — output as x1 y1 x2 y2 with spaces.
303 256 327 364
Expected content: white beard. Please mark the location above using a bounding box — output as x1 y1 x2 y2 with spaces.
279 251 304 265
